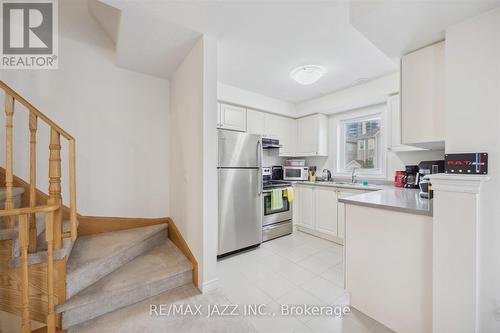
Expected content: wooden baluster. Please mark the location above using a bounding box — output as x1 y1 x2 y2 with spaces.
4 94 15 228
69 139 77 240
45 211 56 333
48 129 62 249
28 113 38 252
18 214 32 333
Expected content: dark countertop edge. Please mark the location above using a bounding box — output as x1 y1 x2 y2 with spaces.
338 197 433 217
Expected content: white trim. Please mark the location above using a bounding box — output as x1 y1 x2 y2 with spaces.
428 174 490 194
334 104 387 179
200 278 219 293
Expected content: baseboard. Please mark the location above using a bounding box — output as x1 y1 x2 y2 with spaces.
166 218 199 288
200 278 219 293
295 225 344 245
77 216 169 236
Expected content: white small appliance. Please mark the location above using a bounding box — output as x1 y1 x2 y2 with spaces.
283 166 309 181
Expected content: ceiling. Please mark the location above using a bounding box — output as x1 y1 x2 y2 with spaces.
350 0 500 61
99 1 499 104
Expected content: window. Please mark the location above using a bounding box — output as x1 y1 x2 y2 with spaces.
338 114 382 173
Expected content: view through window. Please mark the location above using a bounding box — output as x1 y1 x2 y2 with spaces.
341 115 381 171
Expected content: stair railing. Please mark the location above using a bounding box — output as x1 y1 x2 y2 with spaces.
1 80 77 250
1 81 77 333
0 205 59 333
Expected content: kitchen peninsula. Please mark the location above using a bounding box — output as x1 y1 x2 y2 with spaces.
340 189 432 333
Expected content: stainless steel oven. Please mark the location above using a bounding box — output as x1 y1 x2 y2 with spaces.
262 167 293 241
263 190 292 227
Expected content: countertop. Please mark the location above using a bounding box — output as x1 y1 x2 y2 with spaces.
294 181 385 191
338 188 433 217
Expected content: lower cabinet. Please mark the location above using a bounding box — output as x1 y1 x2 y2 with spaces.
293 185 368 244
315 187 338 237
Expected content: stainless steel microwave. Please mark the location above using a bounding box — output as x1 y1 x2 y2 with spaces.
283 167 309 181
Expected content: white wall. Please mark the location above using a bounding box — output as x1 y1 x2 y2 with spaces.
169 36 217 291
202 36 219 292
445 7 500 332
218 82 296 117
295 72 400 117
0 0 170 217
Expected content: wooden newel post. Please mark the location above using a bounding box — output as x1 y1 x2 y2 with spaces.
28 113 38 252
48 129 62 249
45 211 56 333
4 94 15 228
18 214 32 333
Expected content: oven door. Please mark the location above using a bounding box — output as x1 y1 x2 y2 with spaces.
263 190 292 227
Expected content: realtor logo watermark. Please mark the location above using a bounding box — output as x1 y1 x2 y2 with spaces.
1 0 58 69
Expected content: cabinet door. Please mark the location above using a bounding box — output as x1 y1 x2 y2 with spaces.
387 95 423 152
246 109 266 135
297 116 317 155
264 113 280 139
315 188 338 236
296 114 328 156
401 41 445 146
220 103 247 132
279 117 297 156
298 186 314 229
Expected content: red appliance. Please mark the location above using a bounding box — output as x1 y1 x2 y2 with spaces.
394 171 407 187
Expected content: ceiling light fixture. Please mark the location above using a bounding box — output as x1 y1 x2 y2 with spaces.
290 65 327 85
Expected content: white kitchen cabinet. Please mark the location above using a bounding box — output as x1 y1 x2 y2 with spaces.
246 109 266 135
387 94 424 152
296 114 328 156
401 41 445 149
294 184 369 243
297 186 314 229
264 113 297 156
294 187 314 228
218 103 247 132
315 187 338 236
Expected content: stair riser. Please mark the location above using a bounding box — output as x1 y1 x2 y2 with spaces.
62 270 192 329
66 230 168 299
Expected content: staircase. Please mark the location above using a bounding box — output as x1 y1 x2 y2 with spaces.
0 81 196 332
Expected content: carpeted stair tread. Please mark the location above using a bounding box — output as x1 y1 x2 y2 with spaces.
36 219 78 251
0 228 18 240
58 240 192 329
65 224 168 299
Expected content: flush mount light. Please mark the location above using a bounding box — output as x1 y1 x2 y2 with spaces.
290 65 327 85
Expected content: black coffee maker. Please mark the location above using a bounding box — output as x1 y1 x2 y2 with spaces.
404 165 420 189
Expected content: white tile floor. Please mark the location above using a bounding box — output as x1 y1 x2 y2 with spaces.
217 230 395 333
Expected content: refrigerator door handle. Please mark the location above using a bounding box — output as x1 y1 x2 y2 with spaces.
257 140 263 196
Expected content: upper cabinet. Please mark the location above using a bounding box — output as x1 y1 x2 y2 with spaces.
218 103 247 132
217 102 328 157
264 113 297 157
296 114 328 156
246 108 266 135
387 94 424 152
401 41 445 149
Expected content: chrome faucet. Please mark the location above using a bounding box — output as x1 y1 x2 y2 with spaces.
351 168 358 184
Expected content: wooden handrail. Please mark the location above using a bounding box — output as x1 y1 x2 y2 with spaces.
0 205 59 217
0 81 73 140
1 81 76 333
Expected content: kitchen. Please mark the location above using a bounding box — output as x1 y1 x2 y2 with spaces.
215 38 451 332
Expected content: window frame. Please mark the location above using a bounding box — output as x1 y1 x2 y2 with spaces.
335 109 386 178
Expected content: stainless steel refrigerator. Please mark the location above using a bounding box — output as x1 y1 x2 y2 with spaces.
217 129 263 256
